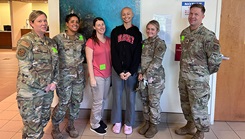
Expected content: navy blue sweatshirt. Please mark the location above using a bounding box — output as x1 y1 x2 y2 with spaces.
111 24 142 75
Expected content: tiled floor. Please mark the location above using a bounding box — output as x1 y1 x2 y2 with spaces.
0 49 18 101
0 49 245 139
1 93 245 139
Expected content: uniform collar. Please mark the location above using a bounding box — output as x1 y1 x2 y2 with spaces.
188 23 204 34
31 30 49 44
146 35 159 43
62 31 79 40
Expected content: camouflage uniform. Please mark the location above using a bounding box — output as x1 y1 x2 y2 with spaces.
138 35 166 124
179 24 222 132
16 31 58 139
52 32 85 125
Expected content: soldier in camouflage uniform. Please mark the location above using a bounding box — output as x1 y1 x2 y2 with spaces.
51 13 86 139
137 20 166 138
16 10 58 139
175 4 222 139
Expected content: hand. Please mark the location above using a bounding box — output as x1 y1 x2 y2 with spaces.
45 84 51 92
49 83 56 91
120 72 127 80
124 72 131 80
90 77 97 87
148 77 154 83
138 74 143 81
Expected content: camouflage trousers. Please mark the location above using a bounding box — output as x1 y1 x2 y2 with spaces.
139 79 165 125
179 77 210 132
52 78 84 125
17 91 54 139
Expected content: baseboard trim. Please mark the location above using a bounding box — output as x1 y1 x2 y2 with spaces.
77 109 186 123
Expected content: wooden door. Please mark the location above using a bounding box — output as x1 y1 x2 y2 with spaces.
215 0 245 121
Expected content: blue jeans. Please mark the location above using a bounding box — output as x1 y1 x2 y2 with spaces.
111 68 137 126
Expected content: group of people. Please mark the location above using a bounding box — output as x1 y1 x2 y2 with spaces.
16 4 222 139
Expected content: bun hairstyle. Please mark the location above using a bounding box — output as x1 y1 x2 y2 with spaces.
29 10 47 23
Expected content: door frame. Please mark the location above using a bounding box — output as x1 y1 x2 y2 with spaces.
210 0 222 125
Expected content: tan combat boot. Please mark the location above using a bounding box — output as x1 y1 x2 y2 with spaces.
51 124 64 139
144 123 158 138
66 120 79 138
175 121 196 135
191 130 205 139
138 120 150 135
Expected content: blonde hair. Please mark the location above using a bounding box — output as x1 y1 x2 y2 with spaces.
147 20 160 32
29 10 47 23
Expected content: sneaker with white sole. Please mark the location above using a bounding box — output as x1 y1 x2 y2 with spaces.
90 126 107 135
99 120 107 130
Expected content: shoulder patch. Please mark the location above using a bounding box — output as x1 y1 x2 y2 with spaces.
213 44 219 51
17 48 27 58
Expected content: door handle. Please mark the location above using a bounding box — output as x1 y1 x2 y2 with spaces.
221 54 230 60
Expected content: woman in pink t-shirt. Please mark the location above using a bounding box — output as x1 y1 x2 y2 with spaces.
85 17 111 135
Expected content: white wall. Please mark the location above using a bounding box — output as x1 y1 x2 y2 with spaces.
140 0 219 113
48 0 59 38
32 3 49 17
0 3 11 31
49 0 221 117
6 1 49 49
10 1 32 48
48 0 59 107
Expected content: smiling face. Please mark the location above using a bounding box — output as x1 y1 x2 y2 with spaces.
30 14 48 37
66 16 80 33
146 23 158 38
93 20 106 35
121 7 133 24
188 7 205 30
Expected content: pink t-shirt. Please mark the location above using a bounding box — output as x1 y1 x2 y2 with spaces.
86 37 111 78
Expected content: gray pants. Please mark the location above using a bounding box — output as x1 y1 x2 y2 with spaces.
111 68 137 126
90 76 111 129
